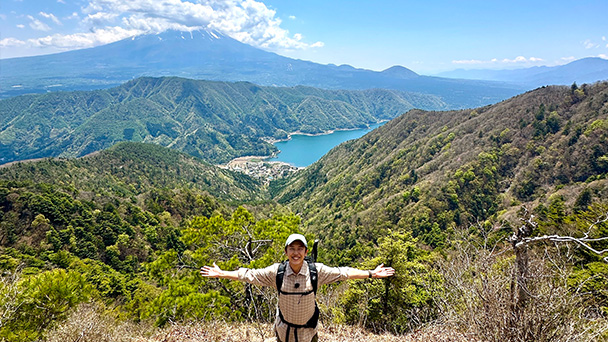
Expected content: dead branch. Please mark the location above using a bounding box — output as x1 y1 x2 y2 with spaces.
516 234 608 261
510 208 608 262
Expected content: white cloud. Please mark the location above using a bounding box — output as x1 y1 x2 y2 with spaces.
560 56 576 63
584 39 598 49
27 15 51 31
84 12 120 26
16 24 25 29
452 56 544 66
503 56 526 63
27 26 141 49
598 54 608 60
78 0 321 50
0 37 26 47
452 59 485 65
40 12 62 25
3 0 323 56
57 0 66 3
289 15 296 20
0 26 140 51
502 56 544 63
120 16 191 32
66 12 80 20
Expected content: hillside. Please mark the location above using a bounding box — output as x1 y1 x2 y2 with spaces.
270 82 608 259
45 319 471 342
0 29 524 108
0 142 262 202
0 142 266 253
0 77 447 165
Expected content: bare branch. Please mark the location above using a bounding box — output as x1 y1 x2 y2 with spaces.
582 211 608 238
516 234 608 262
511 209 608 262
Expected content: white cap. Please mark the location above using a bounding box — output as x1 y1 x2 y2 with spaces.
285 234 307 248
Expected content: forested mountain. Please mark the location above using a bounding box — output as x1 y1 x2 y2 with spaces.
0 141 291 341
0 29 523 108
271 82 608 262
0 76 447 165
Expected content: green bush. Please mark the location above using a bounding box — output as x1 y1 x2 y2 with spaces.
0 269 93 341
339 231 441 333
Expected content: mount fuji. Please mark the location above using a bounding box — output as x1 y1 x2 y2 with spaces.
1 29 523 108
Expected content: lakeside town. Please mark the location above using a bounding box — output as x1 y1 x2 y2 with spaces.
219 156 302 183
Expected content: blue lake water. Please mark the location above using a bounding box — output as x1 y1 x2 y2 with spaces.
268 122 384 167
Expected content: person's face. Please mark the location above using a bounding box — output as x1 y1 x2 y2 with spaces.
285 241 307 268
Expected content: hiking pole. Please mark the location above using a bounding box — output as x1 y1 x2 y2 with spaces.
311 239 319 262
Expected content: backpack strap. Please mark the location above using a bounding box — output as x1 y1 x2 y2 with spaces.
307 257 318 295
278 303 320 342
276 259 318 295
276 260 287 292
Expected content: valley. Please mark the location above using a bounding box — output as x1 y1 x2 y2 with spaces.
0 77 446 166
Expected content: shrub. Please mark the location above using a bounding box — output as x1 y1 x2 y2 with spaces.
0 269 93 341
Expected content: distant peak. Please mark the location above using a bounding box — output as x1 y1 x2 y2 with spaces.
149 28 225 41
381 65 419 79
567 56 608 66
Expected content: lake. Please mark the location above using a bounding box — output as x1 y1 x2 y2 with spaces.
268 122 385 167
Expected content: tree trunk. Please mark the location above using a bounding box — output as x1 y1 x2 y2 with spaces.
514 243 530 310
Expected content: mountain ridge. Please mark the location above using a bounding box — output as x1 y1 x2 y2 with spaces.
437 57 608 87
0 141 263 203
0 29 522 108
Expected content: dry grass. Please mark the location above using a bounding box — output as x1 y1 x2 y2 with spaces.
44 303 155 342
146 322 474 342
44 303 473 342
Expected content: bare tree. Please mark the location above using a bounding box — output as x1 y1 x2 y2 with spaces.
436 207 608 342
509 207 608 310
0 267 23 329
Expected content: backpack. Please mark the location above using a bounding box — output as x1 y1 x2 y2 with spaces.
275 257 319 342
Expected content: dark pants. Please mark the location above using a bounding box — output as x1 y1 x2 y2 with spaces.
276 333 318 342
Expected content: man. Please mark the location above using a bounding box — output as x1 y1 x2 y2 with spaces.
200 233 395 342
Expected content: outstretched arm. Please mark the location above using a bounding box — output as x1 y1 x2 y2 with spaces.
347 264 395 280
200 262 240 281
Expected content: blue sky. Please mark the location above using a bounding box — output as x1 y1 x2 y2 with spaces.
1 0 607 74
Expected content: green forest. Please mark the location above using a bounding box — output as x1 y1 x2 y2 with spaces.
0 77 447 165
0 82 607 341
